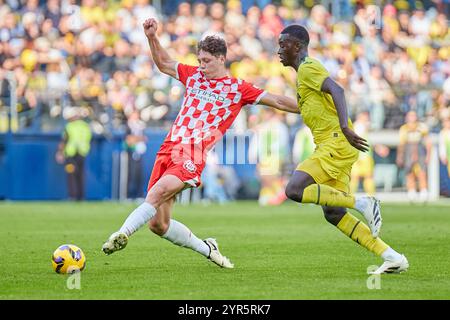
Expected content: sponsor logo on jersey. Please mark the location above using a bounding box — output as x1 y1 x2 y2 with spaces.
190 88 227 102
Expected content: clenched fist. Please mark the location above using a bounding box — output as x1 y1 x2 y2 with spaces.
143 18 158 38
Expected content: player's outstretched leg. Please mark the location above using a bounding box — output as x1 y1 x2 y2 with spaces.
102 175 179 255
102 201 156 255
103 174 234 268
149 199 234 269
285 170 382 237
322 206 408 274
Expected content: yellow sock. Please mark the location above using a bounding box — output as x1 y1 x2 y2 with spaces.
302 184 355 208
336 212 388 256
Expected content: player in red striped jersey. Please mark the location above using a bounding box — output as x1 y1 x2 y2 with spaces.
102 18 298 268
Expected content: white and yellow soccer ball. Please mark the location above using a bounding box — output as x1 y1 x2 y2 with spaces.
51 244 86 274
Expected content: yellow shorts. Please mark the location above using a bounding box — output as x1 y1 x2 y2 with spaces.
296 139 358 194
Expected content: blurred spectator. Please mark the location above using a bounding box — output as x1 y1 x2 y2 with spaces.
292 122 314 165
439 116 450 178
1 0 449 196
240 25 263 60
192 2 211 38
396 111 432 202
0 68 10 131
259 4 284 38
124 110 147 199
249 108 289 206
201 149 237 204
55 107 92 201
414 70 434 120
350 112 375 195
367 66 391 130
44 0 62 28
348 74 370 118
361 25 383 65
383 90 405 129
308 4 329 38
409 8 431 41
2 1 448 134
132 0 158 25
241 0 271 14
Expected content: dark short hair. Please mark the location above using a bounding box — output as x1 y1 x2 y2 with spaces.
280 25 310 47
197 35 227 58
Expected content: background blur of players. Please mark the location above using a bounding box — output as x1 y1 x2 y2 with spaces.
0 0 449 201
350 111 376 195
249 107 289 206
396 110 432 202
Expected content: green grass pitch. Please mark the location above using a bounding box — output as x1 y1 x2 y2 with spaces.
1 201 449 300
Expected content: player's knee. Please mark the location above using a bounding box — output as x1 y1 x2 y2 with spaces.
322 207 346 226
285 181 303 202
148 218 169 236
146 185 170 208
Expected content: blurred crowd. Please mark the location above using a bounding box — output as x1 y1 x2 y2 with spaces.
0 0 448 134
0 0 449 200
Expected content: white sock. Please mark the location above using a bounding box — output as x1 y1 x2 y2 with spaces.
381 247 403 262
119 202 156 237
162 219 210 257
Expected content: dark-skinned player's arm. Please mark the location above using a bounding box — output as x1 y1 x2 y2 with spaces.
143 18 177 78
321 77 369 152
259 93 300 114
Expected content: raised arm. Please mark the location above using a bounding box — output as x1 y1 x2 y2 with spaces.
321 77 369 152
259 93 300 114
143 18 177 78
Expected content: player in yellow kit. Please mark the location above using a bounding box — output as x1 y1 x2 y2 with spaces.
278 25 408 274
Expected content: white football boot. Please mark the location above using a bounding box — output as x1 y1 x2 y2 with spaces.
102 231 128 255
204 238 234 269
355 196 382 237
369 255 409 275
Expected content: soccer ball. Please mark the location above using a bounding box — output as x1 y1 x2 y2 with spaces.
51 244 86 274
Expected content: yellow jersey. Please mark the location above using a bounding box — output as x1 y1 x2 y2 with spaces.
296 57 358 182
297 56 354 145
